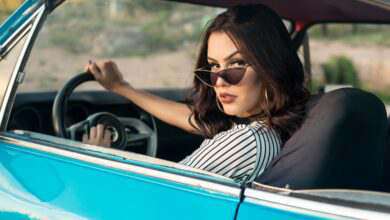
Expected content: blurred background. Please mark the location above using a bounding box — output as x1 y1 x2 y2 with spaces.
1 0 389 110
0 0 20 21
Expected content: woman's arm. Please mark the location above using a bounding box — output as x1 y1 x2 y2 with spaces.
112 81 199 134
86 60 199 134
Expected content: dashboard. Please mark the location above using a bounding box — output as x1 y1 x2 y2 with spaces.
8 90 202 162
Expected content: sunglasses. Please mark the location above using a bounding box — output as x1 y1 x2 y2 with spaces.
194 66 249 87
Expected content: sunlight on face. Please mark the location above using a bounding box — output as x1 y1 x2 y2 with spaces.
207 31 263 117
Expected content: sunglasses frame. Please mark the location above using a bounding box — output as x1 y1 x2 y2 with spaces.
194 65 250 87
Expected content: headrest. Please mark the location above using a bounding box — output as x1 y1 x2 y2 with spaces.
255 88 387 190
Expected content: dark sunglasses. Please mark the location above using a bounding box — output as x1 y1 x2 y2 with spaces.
194 66 249 87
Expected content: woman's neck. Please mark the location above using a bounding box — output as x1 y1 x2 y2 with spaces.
233 112 266 124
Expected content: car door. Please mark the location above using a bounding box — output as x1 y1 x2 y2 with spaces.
0 130 241 219
235 183 390 220
0 1 241 219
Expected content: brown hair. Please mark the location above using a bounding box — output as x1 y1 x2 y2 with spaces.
186 4 309 142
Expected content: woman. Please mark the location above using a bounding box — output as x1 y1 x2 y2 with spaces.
83 4 309 182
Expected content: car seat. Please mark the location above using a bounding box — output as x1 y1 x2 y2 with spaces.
255 88 387 191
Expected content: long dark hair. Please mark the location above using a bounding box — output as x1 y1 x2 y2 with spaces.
187 4 309 142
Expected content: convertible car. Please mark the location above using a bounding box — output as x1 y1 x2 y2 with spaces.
0 0 390 219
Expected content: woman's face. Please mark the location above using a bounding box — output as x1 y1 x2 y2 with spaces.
207 31 263 117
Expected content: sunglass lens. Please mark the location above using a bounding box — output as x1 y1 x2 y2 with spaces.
194 70 212 85
210 73 219 86
195 68 246 86
223 68 246 85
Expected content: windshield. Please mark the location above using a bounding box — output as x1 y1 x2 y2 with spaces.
0 33 28 105
23 0 224 91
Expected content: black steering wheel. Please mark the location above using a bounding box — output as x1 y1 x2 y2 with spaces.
52 72 158 157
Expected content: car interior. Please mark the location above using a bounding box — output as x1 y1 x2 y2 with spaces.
8 88 202 163
4 0 390 195
8 75 390 194
256 88 388 192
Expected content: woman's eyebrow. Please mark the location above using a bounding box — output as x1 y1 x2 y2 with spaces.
207 51 240 62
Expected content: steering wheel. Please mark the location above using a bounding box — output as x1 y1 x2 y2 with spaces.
52 72 158 157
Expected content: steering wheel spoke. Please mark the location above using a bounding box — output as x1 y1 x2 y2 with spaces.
119 117 157 156
67 120 89 140
126 133 151 142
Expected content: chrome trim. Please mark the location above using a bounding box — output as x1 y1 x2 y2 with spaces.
0 2 43 58
243 197 346 219
0 26 31 60
0 134 241 197
13 129 230 180
245 188 390 219
16 71 26 84
295 189 390 207
0 5 46 130
252 181 292 194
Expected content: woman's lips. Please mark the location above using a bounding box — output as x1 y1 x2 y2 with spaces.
219 93 237 104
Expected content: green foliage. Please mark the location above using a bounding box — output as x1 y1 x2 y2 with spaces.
370 90 390 104
38 0 217 57
307 78 323 94
124 0 174 13
43 1 106 54
309 24 390 47
321 56 360 87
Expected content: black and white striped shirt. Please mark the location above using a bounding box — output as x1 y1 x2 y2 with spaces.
179 121 281 182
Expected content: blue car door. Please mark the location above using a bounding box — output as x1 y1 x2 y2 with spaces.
236 184 390 220
0 131 241 220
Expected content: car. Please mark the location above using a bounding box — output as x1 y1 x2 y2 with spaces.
0 0 389 219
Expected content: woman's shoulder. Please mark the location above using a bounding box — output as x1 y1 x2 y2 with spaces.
209 120 277 141
233 120 273 133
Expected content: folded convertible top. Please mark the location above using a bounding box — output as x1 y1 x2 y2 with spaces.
166 0 390 24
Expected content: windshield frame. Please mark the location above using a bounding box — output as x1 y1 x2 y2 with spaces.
0 4 47 130
0 0 45 59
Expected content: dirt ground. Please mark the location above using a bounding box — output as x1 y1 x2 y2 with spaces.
11 39 390 93
309 40 390 89
21 46 196 91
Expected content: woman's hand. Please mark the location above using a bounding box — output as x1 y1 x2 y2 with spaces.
85 60 130 92
82 124 112 148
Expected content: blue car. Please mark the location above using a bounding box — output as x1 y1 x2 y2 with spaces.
1 0 390 219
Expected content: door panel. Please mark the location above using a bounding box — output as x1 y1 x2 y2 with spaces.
236 199 329 220
0 134 240 220
236 188 390 220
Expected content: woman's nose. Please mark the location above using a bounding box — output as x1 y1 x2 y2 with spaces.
214 74 229 87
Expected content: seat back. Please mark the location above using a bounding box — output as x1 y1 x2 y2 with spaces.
256 88 387 191
383 117 390 191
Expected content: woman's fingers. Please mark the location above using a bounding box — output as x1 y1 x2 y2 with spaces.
103 129 112 147
90 126 97 140
85 62 104 87
82 133 88 143
86 61 109 87
103 128 111 140
81 124 112 148
87 62 102 79
84 63 89 72
85 60 127 92
96 124 105 139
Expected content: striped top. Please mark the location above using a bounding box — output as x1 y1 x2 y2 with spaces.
179 121 281 182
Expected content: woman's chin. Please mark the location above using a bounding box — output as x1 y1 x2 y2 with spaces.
222 106 243 117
